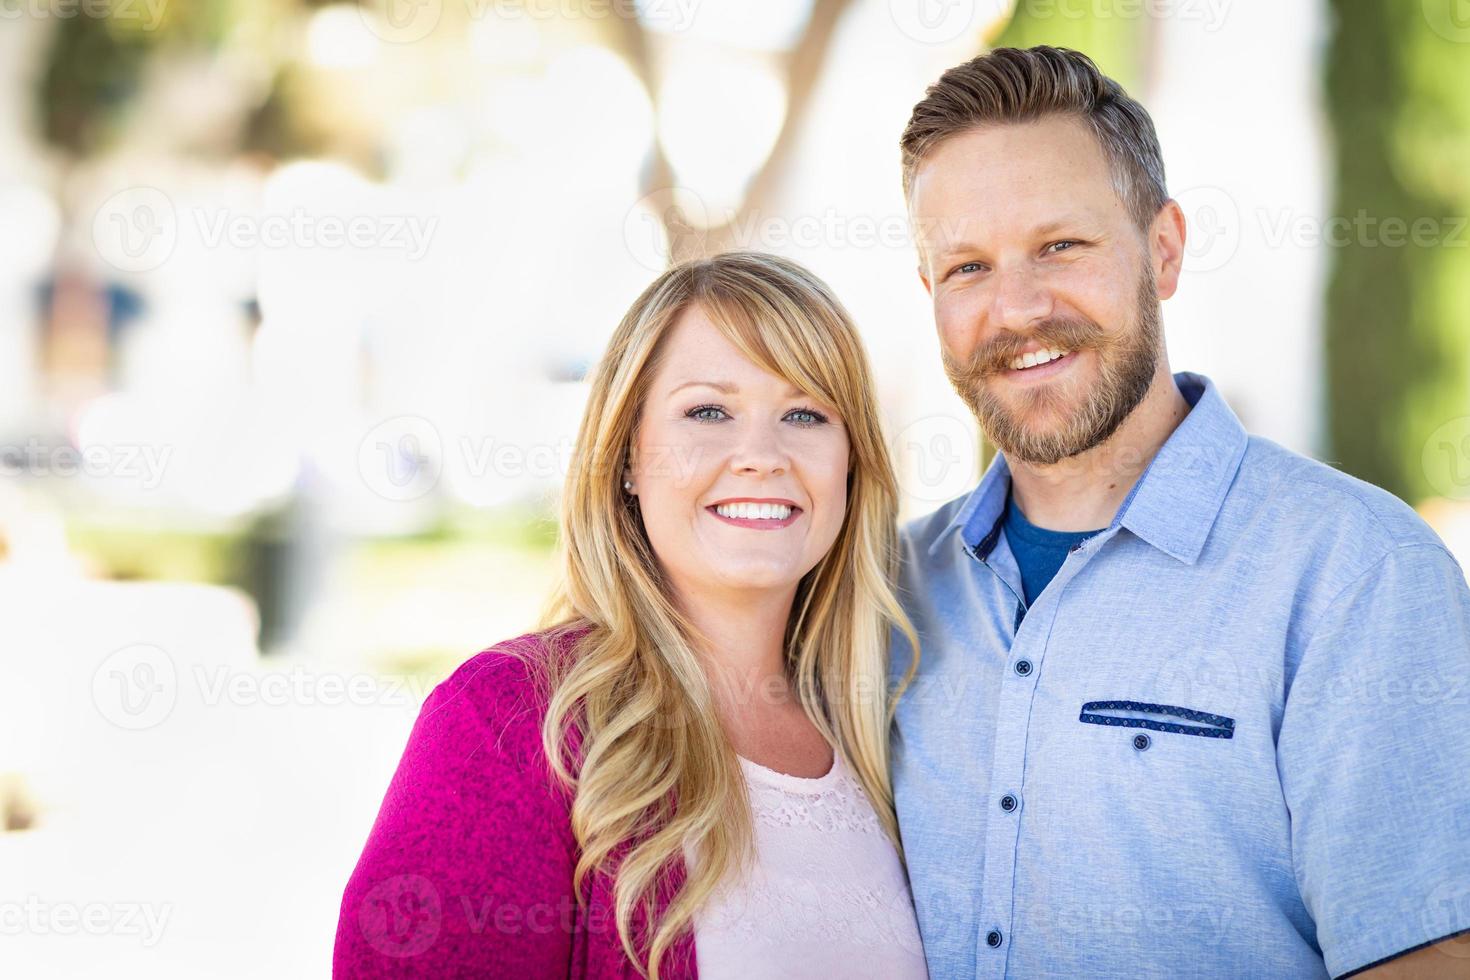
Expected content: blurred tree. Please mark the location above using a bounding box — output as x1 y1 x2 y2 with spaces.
1325 0 1470 504
609 0 858 261
37 1 242 156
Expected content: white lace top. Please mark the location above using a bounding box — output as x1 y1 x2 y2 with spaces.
686 750 930 979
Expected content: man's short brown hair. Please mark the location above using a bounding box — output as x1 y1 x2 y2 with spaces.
900 45 1169 232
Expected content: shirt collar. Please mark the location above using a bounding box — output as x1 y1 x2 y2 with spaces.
929 371 1249 566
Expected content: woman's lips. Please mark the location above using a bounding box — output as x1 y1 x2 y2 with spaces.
705 506 803 530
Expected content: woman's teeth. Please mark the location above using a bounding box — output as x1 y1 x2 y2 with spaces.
714 502 792 520
1009 347 1069 371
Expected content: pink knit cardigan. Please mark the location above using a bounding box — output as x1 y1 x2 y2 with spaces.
334 627 698 978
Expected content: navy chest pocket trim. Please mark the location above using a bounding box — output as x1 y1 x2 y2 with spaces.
1079 700 1235 739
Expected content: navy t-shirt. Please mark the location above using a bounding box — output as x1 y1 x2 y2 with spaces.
1003 488 1106 605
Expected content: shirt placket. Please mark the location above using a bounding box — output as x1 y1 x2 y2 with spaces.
966 525 1117 979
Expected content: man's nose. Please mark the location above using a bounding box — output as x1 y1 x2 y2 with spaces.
989 264 1055 332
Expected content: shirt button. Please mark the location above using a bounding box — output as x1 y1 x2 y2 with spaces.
1014 659 1033 677
1000 794 1018 812
1133 733 1151 751
986 929 1003 948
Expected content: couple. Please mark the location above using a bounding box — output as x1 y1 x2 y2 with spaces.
335 46 1470 979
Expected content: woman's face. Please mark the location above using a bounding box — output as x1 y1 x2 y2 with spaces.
629 304 851 605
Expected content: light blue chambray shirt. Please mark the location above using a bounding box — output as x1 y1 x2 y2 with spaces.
889 371 1470 980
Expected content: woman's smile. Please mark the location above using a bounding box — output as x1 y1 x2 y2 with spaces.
705 497 804 530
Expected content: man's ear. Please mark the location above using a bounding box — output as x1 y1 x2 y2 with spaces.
917 265 933 297
1149 199 1187 301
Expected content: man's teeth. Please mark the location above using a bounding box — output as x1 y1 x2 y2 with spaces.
1009 348 1069 371
714 502 792 520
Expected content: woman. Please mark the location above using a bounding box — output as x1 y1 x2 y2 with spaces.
334 252 927 979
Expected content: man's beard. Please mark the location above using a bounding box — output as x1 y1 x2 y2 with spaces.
942 265 1163 466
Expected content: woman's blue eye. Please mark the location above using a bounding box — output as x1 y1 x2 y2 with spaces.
1048 240 1079 253
687 405 727 423
685 405 828 426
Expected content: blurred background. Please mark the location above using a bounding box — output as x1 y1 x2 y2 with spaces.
2 0 1468 975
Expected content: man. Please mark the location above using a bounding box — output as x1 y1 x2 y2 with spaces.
889 45 1470 979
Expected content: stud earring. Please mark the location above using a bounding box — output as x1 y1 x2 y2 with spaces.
623 480 633 492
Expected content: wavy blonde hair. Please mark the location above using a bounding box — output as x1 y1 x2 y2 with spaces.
534 251 919 979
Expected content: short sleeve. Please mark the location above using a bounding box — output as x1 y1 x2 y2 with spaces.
1277 543 1470 977
333 651 578 978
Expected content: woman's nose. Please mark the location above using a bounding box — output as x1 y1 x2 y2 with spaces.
729 421 790 477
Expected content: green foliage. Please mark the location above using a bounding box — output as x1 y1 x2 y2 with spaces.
990 0 1149 93
1324 0 1470 503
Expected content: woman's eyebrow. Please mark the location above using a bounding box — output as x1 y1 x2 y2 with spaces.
668 380 807 398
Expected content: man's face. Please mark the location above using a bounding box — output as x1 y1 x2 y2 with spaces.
909 115 1167 466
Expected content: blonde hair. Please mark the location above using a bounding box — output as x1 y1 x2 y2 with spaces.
532 251 919 978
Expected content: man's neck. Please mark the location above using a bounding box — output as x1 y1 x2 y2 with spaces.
1006 365 1191 532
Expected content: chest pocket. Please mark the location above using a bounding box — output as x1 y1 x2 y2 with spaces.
1078 700 1235 739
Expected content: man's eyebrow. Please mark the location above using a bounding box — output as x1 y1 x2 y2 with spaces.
928 216 1096 257
1031 215 1093 237
668 380 806 398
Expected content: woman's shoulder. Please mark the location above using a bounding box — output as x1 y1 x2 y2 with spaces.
422 622 593 756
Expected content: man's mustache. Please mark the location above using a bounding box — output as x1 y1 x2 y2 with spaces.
956 318 1107 377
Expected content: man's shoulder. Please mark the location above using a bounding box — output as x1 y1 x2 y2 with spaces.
1235 434 1448 555
899 490 976 559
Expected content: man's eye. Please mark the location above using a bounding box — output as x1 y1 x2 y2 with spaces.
951 262 984 277
686 405 727 423
1048 240 1080 253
